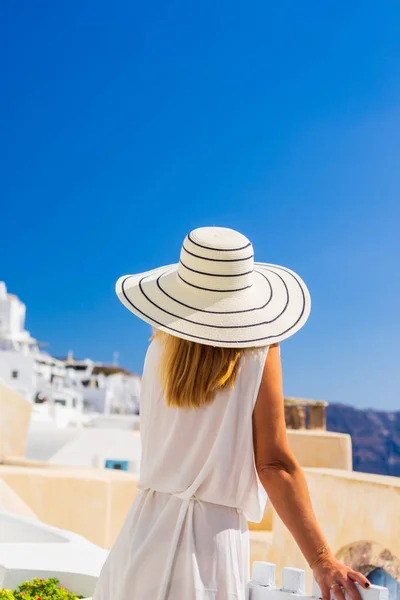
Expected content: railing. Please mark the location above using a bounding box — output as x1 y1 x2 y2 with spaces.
249 562 389 600
284 398 328 431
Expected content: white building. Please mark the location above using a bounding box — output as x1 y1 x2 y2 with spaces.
0 282 84 412
0 282 36 355
48 428 142 473
63 352 141 415
0 281 141 434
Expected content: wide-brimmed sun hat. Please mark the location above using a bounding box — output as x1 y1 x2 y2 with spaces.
116 227 311 348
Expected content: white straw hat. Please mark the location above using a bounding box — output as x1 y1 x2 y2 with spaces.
116 227 311 348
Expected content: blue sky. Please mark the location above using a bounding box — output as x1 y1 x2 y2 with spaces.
1 1 400 409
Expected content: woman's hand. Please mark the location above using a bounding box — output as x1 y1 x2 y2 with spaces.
313 554 371 600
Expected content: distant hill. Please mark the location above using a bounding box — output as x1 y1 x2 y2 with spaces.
326 403 400 477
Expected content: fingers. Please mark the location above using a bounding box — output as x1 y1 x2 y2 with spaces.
331 582 345 600
320 582 331 600
340 577 363 600
327 580 362 600
320 582 345 600
316 567 370 600
348 570 371 590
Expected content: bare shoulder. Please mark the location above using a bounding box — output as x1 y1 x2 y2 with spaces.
256 343 282 399
252 343 295 469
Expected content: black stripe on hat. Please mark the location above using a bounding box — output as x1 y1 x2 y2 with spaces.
182 245 254 263
179 258 253 278
137 268 289 328
187 232 252 252
120 267 306 344
156 270 273 314
177 273 253 293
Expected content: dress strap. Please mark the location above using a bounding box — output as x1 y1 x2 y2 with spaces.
155 495 195 600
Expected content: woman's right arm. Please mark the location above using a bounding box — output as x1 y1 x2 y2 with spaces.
252 344 370 600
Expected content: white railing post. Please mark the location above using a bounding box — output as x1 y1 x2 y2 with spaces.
252 562 276 587
282 567 306 595
312 577 321 598
249 562 389 600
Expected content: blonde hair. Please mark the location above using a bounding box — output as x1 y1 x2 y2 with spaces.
152 330 245 409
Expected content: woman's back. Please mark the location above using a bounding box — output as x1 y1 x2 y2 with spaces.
138 338 268 522
93 338 269 600
93 227 312 600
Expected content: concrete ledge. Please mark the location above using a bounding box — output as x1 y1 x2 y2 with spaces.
0 548 104 598
304 467 400 486
0 456 58 469
287 429 352 471
0 510 108 598
0 511 69 544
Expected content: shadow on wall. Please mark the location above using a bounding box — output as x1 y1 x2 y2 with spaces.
336 541 400 598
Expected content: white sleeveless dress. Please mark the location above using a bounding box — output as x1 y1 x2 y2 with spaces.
92 339 269 600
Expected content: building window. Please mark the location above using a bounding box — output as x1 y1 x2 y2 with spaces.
11 370 19 379
105 460 129 472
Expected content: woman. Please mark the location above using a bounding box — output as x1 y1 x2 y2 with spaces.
93 227 370 600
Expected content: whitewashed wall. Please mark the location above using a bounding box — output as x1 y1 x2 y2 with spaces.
0 510 108 599
87 413 140 431
0 351 36 400
48 427 141 472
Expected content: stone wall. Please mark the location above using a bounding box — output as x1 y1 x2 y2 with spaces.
284 397 328 431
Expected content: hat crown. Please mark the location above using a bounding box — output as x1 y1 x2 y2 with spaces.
178 227 255 293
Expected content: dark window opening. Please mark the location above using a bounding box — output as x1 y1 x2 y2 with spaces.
105 459 129 472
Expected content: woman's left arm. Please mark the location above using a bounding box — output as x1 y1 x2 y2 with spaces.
253 344 371 600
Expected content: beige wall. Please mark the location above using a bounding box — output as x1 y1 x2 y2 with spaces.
266 468 400 593
286 429 352 470
0 425 353 557
0 479 38 519
2 460 400 594
249 429 352 532
0 423 372 590
0 383 31 457
0 465 138 548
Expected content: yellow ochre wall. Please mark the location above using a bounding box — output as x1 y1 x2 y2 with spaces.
0 465 138 548
3 409 398 597
0 428 352 549
0 383 32 458
248 428 352 532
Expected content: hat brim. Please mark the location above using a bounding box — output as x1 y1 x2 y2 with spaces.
115 262 311 348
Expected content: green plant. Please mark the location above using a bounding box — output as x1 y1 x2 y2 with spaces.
0 590 15 600
0 578 85 600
